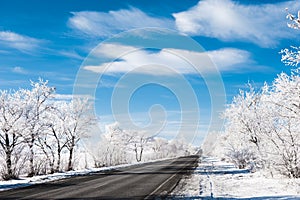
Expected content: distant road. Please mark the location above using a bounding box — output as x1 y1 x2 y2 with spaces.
0 155 199 199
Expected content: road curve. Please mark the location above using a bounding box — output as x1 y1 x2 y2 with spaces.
0 155 199 199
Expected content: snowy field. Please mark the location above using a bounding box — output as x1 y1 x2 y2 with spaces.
172 157 300 199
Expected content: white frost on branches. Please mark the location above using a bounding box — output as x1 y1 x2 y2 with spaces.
92 122 196 167
286 9 300 30
280 9 300 67
211 8 300 178
0 79 96 179
218 73 300 178
280 46 300 67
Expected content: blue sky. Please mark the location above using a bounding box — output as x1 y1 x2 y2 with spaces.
1 0 299 145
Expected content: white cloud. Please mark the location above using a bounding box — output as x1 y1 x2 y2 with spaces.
68 8 174 37
207 48 252 71
52 94 75 100
0 31 41 52
173 0 300 47
12 66 28 74
83 43 252 75
59 50 84 60
52 94 95 100
91 43 139 58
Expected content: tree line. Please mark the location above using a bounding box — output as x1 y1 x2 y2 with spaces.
92 122 195 167
0 79 94 180
207 9 300 178
220 71 300 178
0 79 195 180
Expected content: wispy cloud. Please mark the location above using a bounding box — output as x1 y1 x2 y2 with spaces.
59 50 85 60
68 8 174 38
12 66 28 74
207 48 253 71
0 31 42 52
83 43 252 75
52 94 95 100
0 49 9 54
0 79 28 88
173 0 300 47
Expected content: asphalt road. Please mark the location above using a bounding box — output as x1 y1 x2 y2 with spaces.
0 155 199 200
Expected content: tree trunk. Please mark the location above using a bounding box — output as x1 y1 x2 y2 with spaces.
6 153 12 176
139 147 143 162
49 149 55 174
49 159 55 174
67 137 75 171
67 147 73 171
28 142 35 177
5 149 13 179
56 148 61 172
4 133 14 179
134 144 143 162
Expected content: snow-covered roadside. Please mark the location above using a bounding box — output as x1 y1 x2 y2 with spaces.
172 157 300 199
0 157 173 192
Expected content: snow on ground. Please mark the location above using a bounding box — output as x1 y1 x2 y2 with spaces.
172 157 300 199
0 158 172 192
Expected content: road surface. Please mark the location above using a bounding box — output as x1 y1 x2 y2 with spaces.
0 155 199 199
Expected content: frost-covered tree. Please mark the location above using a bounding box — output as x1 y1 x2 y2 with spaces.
94 122 131 166
266 73 300 177
223 85 264 165
126 130 151 162
46 101 69 172
21 79 55 176
280 9 300 67
96 123 151 164
220 9 300 177
35 126 56 174
0 79 101 178
151 137 169 159
92 122 195 167
286 9 300 30
223 74 300 176
36 101 71 173
64 98 95 171
0 90 24 179
280 46 300 67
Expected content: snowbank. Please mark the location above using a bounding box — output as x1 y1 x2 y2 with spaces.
172 157 300 199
